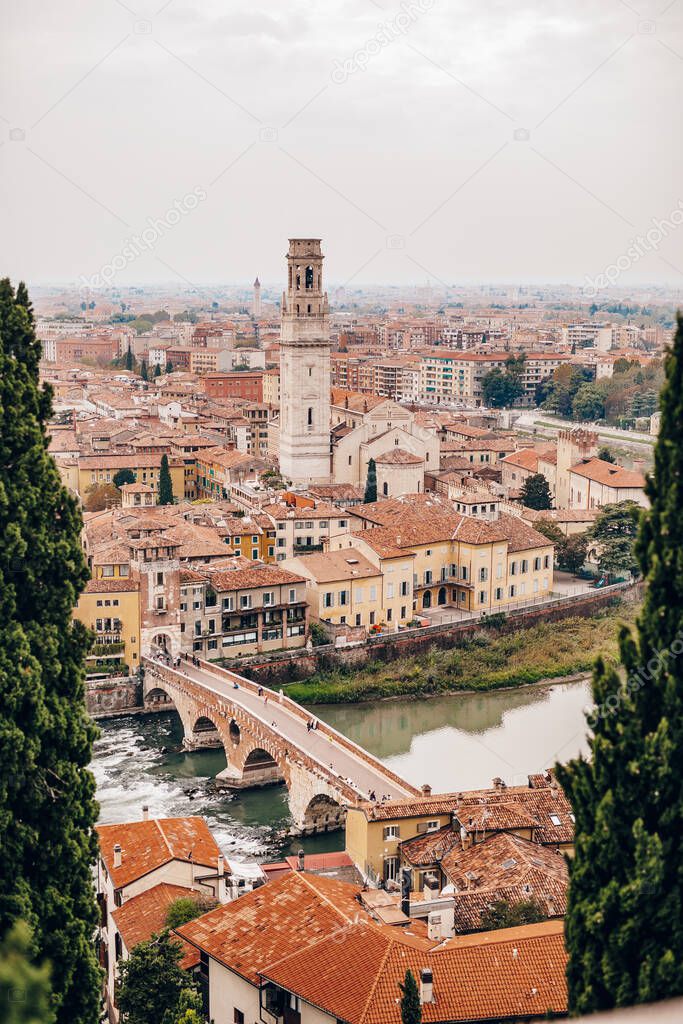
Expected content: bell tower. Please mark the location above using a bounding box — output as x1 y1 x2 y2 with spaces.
279 239 331 485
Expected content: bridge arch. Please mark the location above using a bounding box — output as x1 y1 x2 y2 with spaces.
301 793 345 834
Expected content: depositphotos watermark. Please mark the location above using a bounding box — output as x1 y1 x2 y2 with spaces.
79 187 207 289
583 199 683 297
331 0 435 84
586 625 683 729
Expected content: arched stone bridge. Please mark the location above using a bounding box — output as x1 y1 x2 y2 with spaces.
141 656 420 834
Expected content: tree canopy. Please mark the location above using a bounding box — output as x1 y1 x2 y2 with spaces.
588 501 642 578
117 932 198 1024
399 968 422 1024
520 472 553 510
113 468 136 489
364 457 378 503
556 312 683 1014
0 279 100 1024
158 454 174 506
479 897 547 931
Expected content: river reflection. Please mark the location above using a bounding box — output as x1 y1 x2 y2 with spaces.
315 680 592 792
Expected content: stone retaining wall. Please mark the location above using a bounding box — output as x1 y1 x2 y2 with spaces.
86 675 142 717
224 582 641 687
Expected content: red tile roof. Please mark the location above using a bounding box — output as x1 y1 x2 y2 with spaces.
261 919 567 1024
111 883 202 966
97 817 221 889
176 871 366 985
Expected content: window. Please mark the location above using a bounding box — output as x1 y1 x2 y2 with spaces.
544 554 550 568
383 825 400 840
387 582 394 599
355 613 362 626
479 567 488 582
288 588 297 603
156 571 164 586
156 596 165 610
534 556 541 571
549 813 562 826
521 559 529 573
400 580 408 596
263 592 275 606
339 590 349 606
307 407 313 427
510 561 517 575
387 608 393 621
369 610 375 625
240 595 252 609
495 587 503 600
479 590 486 603
509 585 516 598
234 1011 244 1024
323 592 333 608
223 597 234 611
383 856 400 882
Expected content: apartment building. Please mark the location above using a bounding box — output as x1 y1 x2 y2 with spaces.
76 453 185 499
338 495 554 614
262 500 358 561
180 562 308 658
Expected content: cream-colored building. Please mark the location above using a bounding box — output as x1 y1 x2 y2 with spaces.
284 548 386 629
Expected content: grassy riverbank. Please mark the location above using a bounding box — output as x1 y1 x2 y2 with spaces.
288 603 638 705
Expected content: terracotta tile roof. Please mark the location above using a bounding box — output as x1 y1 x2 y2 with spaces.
495 514 555 553
290 548 382 583
331 388 390 412
83 576 139 594
205 564 305 591
374 449 425 465
449 884 566 933
441 832 568 894
499 449 541 472
400 825 460 867
111 883 202 965
261 919 567 1024
454 800 539 832
569 457 645 488
176 871 367 985
97 817 221 889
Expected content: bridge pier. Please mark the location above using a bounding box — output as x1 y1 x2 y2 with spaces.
215 750 285 790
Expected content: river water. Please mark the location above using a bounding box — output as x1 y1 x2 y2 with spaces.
93 679 592 866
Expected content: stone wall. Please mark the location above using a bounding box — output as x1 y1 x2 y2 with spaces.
226 582 642 687
86 675 142 718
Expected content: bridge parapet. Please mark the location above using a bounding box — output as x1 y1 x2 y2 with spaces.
189 657 420 799
142 659 361 831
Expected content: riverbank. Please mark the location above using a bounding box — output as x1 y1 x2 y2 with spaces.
286 603 637 705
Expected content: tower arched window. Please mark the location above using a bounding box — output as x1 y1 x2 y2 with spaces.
307 407 313 427
305 265 314 289
295 267 301 290
307 304 311 314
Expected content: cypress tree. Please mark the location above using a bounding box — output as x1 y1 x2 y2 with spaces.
124 344 134 371
0 280 100 1024
141 360 148 381
399 969 421 1024
154 362 161 378
364 457 378 503
158 454 174 505
556 312 683 1014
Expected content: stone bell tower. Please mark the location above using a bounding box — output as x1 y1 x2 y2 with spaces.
278 239 331 485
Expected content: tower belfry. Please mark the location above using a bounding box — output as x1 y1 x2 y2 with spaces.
278 239 331 485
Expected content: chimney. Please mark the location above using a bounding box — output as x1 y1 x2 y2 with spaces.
297 849 305 872
423 873 440 899
142 805 149 821
459 825 472 851
113 843 122 869
421 783 432 796
420 968 434 1005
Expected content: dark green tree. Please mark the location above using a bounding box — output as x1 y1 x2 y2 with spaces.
0 280 100 1024
165 896 216 930
572 383 605 421
364 458 378 503
164 989 203 1024
561 533 589 575
520 472 552 510
124 344 134 371
117 932 197 1024
598 446 615 464
482 368 524 408
0 922 54 1024
140 360 149 381
166 361 173 374
154 363 162 378
399 968 422 1024
588 501 642 578
158 454 174 505
556 312 683 1014
113 468 136 489
479 897 547 931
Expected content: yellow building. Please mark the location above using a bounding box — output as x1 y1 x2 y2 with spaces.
74 573 141 677
283 548 387 630
76 453 185 501
344 495 554 615
262 367 280 406
346 775 575 884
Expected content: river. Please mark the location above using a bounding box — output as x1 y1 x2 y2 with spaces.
93 679 592 866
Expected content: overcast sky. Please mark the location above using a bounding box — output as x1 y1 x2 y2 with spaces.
1 0 682 289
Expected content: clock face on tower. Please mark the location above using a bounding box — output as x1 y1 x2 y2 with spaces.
279 239 332 485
